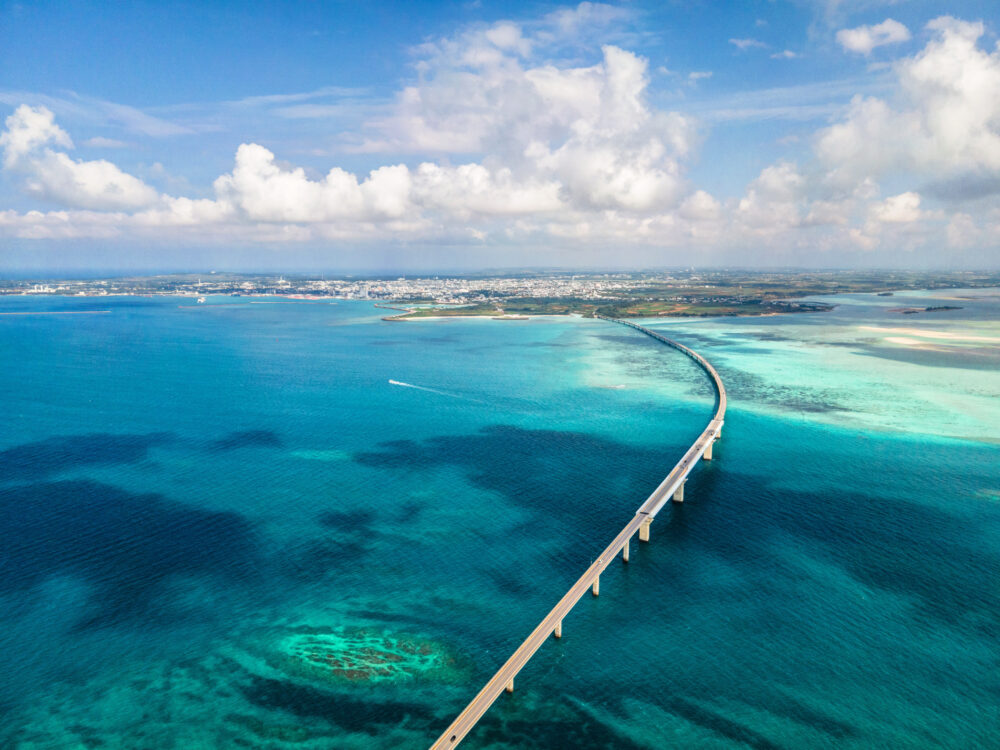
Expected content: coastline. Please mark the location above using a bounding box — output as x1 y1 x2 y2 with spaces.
1 285 998 749
5 284 995 323
381 309 814 321
382 313 535 321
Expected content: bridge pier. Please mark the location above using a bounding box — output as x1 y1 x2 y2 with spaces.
429 317 728 750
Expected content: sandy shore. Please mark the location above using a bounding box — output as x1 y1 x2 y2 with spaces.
860 325 1000 344
383 314 531 321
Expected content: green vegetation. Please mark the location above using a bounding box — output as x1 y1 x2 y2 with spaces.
8 270 999 321
500 297 599 314
387 298 600 319
594 298 834 318
388 294 837 320
384 270 999 319
387 304 500 318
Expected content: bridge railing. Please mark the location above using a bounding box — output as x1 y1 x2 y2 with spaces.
595 314 726 422
429 315 725 749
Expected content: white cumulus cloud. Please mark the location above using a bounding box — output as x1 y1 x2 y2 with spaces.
679 190 721 221
1 105 159 210
819 17 1000 184
836 18 911 55
869 191 922 223
0 105 73 167
2 8 1000 265
213 143 412 223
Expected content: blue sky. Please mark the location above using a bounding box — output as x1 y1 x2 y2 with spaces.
1 0 999 272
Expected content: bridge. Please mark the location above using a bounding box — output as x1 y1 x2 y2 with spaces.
429 316 727 749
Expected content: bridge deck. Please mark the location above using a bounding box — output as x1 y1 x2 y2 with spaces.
430 317 726 749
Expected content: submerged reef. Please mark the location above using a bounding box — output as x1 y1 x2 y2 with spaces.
269 626 470 686
2 624 476 748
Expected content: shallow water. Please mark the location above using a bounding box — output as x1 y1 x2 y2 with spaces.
0 290 997 748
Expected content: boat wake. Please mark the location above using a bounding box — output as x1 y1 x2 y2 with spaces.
388 379 483 402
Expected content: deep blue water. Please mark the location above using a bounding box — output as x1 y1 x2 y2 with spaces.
0 294 997 749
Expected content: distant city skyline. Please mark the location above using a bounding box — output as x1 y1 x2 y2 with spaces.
2 1 1000 271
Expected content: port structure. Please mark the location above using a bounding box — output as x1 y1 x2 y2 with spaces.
430 316 726 749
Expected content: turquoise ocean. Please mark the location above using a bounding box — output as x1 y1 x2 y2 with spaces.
0 289 998 748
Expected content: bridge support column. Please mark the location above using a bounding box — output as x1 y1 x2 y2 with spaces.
622 540 630 563
639 517 652 542
505 678 514 694
592 576 600 597
554 621 562 639
704 440 713 460
673 480 685 503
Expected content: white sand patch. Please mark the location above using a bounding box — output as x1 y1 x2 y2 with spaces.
860 326 1000 343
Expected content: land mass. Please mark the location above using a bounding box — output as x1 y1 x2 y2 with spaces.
3 270 998 319
890 305 964 315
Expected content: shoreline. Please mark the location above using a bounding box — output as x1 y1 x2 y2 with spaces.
3 285 996 323
381 309 817 321
383 313 535 321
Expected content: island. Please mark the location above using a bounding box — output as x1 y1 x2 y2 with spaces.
2 270 997 320
891 305 964 315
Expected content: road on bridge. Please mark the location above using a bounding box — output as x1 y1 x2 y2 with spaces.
430 317 726 749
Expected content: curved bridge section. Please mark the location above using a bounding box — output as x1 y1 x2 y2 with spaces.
430 317 726 749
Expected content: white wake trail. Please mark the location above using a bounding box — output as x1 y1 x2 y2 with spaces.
388 379 484 402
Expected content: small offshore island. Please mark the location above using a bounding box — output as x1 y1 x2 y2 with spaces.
3 269 998 320
890 305 964 315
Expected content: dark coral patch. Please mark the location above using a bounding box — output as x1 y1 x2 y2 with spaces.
317 508 375 531
0 432 172 482
210 429 283 450
0 480 256 626
355 425 680 530
663 697 783 750
241 675 435 730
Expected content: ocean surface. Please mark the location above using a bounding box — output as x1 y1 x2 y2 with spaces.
0 290 998 749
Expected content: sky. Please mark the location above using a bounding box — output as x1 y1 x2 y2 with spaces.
1 0 999 273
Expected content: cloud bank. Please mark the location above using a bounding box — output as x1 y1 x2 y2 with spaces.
1 7 999 265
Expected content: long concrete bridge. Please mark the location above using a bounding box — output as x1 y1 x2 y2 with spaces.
429 316 727 749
